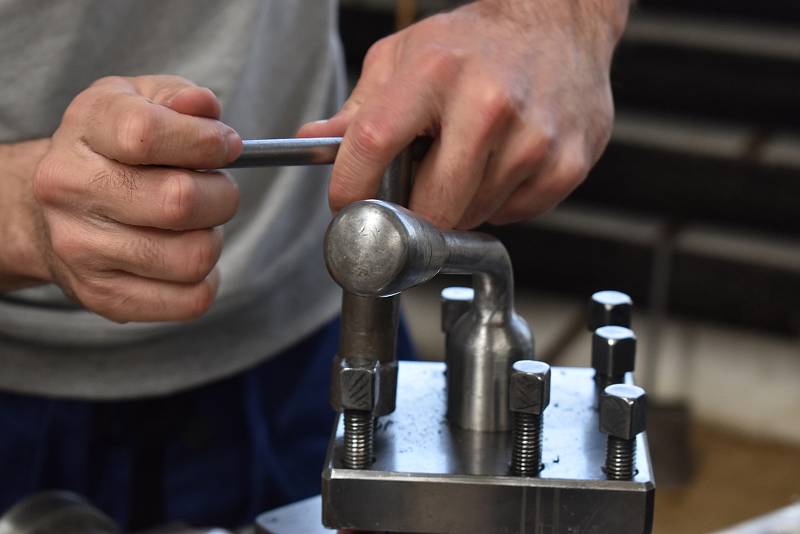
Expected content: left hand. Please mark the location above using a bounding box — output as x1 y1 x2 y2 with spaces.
300 0 629 229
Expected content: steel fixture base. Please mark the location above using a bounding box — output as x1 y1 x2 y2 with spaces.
322 361 654 534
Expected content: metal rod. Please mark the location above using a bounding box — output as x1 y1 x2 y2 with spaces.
225 137 342 168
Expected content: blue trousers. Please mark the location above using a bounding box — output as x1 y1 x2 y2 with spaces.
0 318 415 530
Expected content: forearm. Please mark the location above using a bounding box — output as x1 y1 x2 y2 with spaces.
477 0 631 58
0 138 52 291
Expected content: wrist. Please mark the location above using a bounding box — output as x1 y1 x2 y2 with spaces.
475 0 630 58
0 138 53 290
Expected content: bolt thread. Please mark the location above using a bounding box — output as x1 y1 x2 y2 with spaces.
343 410 374 469
605 435 636 480
511 413 543 476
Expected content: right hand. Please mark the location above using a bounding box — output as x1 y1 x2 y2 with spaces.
31 75 242 322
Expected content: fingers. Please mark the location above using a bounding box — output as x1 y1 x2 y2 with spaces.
66 76 241 168
78 269 220 323
327 78 440 212
457 125 553 229
489 137 590 225
298 36 396 139
34 157 240 231
42 212 224 322
408 85 511 229
78 224 223 284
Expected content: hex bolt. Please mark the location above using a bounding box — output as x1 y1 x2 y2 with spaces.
509 360 551 476
440 286 474 334
588 290 633 332
599 384 647 480
592 325 637 394
338 359 380 469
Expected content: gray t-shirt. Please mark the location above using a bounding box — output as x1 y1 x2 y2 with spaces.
0 0 344 398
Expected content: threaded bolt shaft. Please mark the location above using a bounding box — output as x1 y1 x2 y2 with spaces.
605 435 636 480
511 412 543 476
343 410 374 469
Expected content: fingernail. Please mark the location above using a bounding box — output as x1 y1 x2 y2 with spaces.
225 129 242 160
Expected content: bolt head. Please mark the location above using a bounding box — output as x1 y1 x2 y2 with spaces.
441 286 474 333
588 290 632 331
600 384 647 439
592 326 636 377
339 359 379 412
509 360 551 415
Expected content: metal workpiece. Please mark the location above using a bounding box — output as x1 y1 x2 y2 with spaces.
509 360 551 477
440 286 474 334
224 137 341 167
324 200 513 307
324 200 448 297
330 143 421 419
331 294 398 416
322 362 655 534
592 325 637 392
600 384 648 481
324 199 532 431
588 290 633 331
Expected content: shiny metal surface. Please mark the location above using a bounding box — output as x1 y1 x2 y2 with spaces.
600 384 648 440
509 361 551 477
331 143 418 417
322 361 655 534
224 138 341 168
592 325 637 393
440 286 474 334
324 199 533 431
588 290 633 331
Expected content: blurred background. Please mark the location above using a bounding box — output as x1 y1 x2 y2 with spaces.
339 1 800 532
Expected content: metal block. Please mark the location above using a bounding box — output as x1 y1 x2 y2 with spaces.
322 361 654 533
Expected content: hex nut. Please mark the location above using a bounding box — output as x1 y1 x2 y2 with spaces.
509 360 551 415
592 326 637 377
339 359 380 412
599 384 647 440
588 290 632 331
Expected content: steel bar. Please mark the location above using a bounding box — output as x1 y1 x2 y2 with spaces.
224 137 342 168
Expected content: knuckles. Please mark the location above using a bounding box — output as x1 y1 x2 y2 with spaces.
32 156 65 206
348 120 393 159
161 173 199 229
186 231 222 283
416 45 466 85
116 107 158 164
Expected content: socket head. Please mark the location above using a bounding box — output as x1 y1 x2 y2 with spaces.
588 290 633 331
592 326 637 377
440 286 474 333
509 360 551 415
600 384 647 439
339 359 380 412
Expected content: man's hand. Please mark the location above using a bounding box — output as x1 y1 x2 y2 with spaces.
2 75 242 322
300 0 629 229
